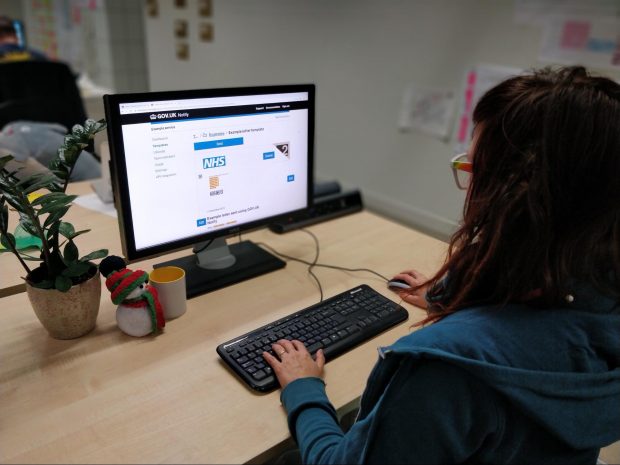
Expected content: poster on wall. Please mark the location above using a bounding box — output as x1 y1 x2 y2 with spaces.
453 64 523 155
27 0 58 59
539 16 620 70
398 86 456 140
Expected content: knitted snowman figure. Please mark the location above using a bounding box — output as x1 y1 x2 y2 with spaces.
100 256 165 337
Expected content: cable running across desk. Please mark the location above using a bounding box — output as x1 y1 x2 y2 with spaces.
252 228 390 302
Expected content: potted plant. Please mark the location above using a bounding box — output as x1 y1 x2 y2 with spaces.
0 119 109 339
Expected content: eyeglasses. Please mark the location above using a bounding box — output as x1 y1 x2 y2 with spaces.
450 152 473 190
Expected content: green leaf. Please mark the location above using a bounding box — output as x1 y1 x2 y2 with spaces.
80 249 108 262
18 217 39 237
22 174 56 194
46 181 65 193
1 192 23 211
63 240 79 263
0 203 8 232
32 279 54 290
1 171 19 185
58 221 75 239
54 275 72 292
30 191 71 207
71 229 91 239
61 145 81 165
61 261 91 277
43 205 70 228
0 232 16 250
46 220 60 239
37 195 77 215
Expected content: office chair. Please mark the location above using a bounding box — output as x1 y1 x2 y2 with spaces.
0 60 88 132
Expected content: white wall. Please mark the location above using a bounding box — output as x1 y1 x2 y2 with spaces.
143 0 620 240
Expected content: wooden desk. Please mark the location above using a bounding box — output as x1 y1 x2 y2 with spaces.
0 182 448 464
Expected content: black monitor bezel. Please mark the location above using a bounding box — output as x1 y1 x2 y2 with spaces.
104 84 315 262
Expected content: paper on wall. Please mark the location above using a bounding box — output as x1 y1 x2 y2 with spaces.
398 86 456 140
453 64 523 154
514 0 620 26
539 16 620 70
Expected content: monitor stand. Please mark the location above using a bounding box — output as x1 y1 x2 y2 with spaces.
153 237 286 298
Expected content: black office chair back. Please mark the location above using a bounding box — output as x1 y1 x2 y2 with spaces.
0 60 87 132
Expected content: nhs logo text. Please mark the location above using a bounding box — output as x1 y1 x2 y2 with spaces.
202 156 226 169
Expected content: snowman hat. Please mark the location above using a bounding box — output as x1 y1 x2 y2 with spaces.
105 268 149 305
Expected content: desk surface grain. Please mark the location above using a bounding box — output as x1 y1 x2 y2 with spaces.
0 183 448 464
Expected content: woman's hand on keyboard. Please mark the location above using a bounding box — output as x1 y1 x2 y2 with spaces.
390 269 430 309
263 339 325 389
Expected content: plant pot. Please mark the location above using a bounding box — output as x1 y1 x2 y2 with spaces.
26 271 102 339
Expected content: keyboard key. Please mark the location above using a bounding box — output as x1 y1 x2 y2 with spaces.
306 341 323 354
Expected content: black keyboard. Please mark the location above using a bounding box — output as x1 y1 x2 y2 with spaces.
216 284 408 391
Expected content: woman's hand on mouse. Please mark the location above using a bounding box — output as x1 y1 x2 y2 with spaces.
264 339 325 389
391 269 430 309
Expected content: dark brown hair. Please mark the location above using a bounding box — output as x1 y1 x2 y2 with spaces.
0 16 16 39
422 66 620 323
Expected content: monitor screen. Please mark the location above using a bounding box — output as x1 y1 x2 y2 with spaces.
104 84 314 297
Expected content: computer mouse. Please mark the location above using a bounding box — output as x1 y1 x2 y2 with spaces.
387 278 412 290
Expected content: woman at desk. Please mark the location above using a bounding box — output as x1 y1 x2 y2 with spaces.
263 66 620 464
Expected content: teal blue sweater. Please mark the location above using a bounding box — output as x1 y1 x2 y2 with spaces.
281 286 620 464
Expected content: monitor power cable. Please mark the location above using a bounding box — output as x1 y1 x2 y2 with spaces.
193 238 215 254
242 229 390 302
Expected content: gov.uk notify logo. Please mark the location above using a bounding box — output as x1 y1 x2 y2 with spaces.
202 155 226 169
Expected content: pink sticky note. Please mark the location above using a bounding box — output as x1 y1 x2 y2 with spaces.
464 88 474 112
560 21 591 49
458 116 469 143
467 71 477 86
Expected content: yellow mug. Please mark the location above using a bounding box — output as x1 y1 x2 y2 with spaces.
150 266 187 320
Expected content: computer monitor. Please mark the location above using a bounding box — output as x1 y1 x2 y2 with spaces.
104 84 314 297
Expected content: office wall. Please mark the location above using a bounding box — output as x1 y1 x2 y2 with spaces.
144 0 619 240
0 0 22 19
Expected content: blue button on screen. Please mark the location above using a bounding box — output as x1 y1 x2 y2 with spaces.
197 218 206 227
287 174 295 182
194 137 244 151
263 151 275 160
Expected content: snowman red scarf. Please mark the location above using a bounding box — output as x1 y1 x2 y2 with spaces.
105 268 165 332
